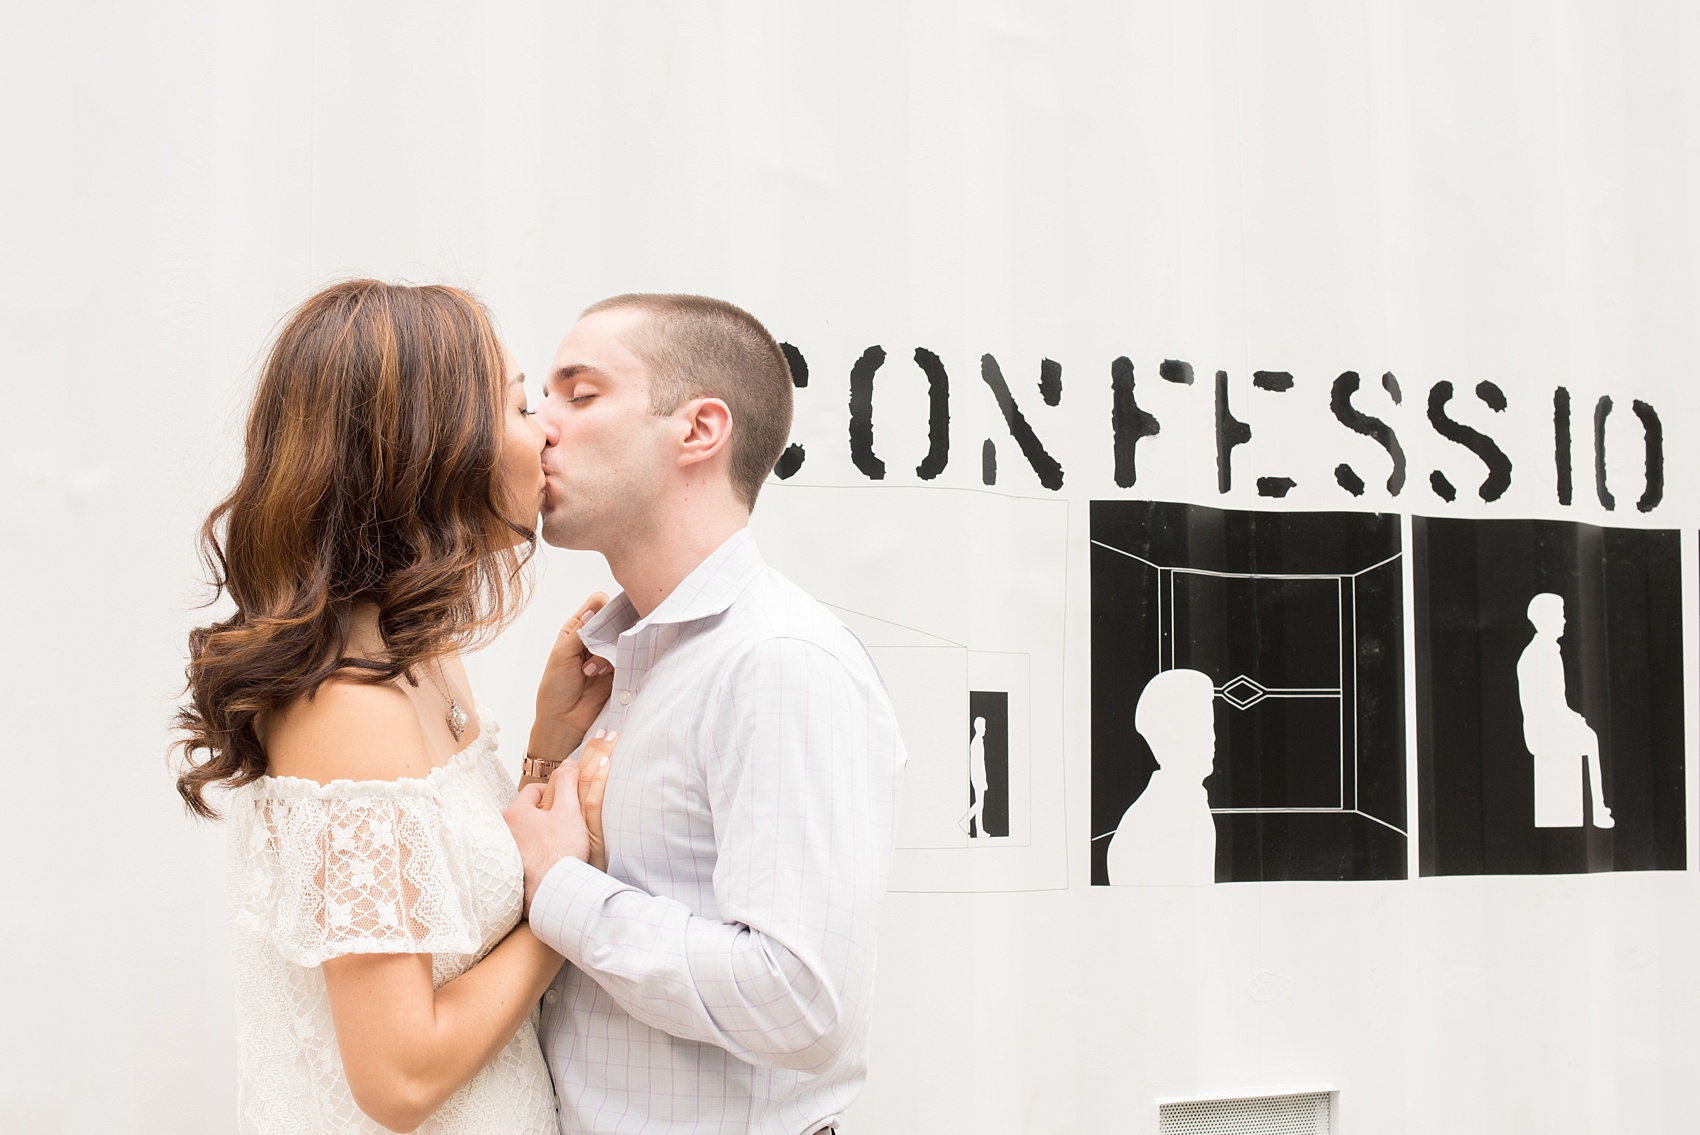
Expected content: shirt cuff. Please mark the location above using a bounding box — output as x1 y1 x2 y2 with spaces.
528 855 627 957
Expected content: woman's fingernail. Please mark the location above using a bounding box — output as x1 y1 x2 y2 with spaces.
599 755 609 768
593 729 606 739
583 661 598 675
607 731 620 742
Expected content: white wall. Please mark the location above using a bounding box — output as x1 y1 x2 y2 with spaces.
3 2 1697 1131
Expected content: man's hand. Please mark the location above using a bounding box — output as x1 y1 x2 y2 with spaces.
529 594 617 764
504 731 620 914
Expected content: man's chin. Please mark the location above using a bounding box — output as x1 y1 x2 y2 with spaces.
539 512 589 551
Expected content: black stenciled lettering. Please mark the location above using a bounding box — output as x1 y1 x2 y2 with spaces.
982 439 997 485
773 444 805 480
1428 380 1512 502
846 346 949 482
773 343 810 479
1160 359 1195 385
980 354 1064 490
1110 357 1161 488
913 348 950 480
1257 477 1296 498
1632 399 1664 513
1252 370 1294 392
848 346 886 480
1215 370 1251 494
780 342 809 388
1430 471 1457 502
1594 396 1615 510
1330 370 1406 497
1039 358 1062 407
1554 387 1572 506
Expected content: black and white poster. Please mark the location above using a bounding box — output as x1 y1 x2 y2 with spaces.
1091 501 1407 884
1414 518 1685 876
965 691 1010 840
753 484 1066 891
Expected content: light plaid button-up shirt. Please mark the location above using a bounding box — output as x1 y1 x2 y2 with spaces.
529 528 905 1135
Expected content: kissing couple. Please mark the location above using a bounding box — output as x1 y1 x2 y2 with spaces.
176 283 906 1134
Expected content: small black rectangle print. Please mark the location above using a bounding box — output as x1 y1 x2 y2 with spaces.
967 691 1009 838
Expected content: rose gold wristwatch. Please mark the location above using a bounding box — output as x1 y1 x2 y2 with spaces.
521 753 565 780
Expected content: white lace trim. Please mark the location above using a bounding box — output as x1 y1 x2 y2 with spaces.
227 706 557 1133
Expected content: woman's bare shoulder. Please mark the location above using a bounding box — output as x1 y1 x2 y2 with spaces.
263 678 434 784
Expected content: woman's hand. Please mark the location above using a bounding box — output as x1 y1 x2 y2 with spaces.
527 593 616 765
575 730 618 873
507 731 622 906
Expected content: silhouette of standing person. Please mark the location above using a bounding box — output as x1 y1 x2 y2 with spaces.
1106 669 1219 885
1516 593 1614 829
961 715 990 837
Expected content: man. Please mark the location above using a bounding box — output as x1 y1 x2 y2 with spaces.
1104 668 1218 886
1516 592 1613 829
503 294 907 1135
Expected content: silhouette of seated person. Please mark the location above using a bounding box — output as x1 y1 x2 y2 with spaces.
1516 592 1614 829
1106 668 1219 885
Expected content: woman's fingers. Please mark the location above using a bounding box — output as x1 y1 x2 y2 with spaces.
554 592 611 652
578 730 619 812
578 730 619 872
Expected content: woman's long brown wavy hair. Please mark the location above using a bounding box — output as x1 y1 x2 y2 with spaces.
174 280 534 818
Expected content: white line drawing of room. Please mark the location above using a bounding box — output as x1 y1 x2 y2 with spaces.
827 604 1032 851
1091 542 1407 842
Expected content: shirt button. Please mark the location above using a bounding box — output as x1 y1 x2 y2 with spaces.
544 989 559 1005
618 690 633 706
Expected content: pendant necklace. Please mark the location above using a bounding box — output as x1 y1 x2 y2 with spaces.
425 660 470 743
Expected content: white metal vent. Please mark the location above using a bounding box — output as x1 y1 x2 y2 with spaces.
1158 1091 1333 1135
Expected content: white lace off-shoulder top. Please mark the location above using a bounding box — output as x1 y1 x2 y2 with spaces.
225 706 557 1134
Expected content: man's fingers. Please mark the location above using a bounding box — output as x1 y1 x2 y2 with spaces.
514 781 546 809
545 755 583 810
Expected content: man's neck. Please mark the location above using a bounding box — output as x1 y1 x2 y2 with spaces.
604 497 749 620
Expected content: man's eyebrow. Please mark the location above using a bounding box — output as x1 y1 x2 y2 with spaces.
509 372 526 385
549 364 606 387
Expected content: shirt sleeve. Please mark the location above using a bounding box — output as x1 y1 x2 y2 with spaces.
238 791 487 968
527 635 903 1074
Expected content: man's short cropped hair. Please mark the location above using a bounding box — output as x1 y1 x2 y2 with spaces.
583 293 793 509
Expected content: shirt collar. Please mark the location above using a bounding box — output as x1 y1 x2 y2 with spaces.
577 528 764 657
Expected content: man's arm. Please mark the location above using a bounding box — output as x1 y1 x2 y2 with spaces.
511 636 903 1074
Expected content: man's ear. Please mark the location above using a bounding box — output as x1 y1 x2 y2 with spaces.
675 397 733 470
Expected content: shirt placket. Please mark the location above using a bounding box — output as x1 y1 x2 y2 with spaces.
610 626 656 725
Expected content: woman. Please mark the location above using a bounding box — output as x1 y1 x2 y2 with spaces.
175 280 614 1133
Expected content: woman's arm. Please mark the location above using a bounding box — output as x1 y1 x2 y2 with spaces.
322 928 562 1133
522 593 616 786
264 677 578 1133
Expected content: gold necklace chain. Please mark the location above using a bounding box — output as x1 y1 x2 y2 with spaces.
424 659 470 743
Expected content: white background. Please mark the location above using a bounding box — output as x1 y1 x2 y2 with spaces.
3 2 1698 1131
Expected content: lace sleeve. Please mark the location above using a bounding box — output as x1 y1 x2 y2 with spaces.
234 790 486 968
